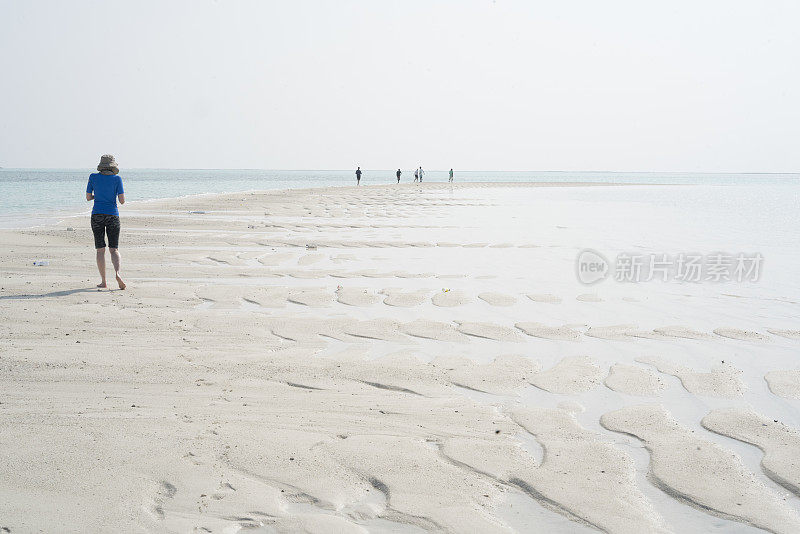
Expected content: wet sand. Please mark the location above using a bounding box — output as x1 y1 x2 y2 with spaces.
1 182 799 533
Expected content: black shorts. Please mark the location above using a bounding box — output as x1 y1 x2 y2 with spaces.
91 214 121 249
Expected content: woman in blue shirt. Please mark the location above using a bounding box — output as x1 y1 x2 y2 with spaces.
86 154 126 289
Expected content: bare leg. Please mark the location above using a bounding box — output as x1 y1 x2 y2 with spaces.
110 248 125 290
96 248 107 287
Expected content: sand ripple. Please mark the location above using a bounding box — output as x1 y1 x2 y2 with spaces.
381 289 430 307
602 405 800 533
400 320 468 342
335 287 380 306
767 329 800 339
702 407 800 496
604 364 666 396
651 325 711 339
456 322 524 342
344 319 407 342
765 370 800 399
713 328 770 341
529 356 604 393
444 407 671 534
585 324 639 340
432 289 471 307
327 435 511 533
526 293 562 304
637 356 745 398
477 292 517 306
438 354 539 394
515 322 583 340
287 288 334 307
269 317 355 344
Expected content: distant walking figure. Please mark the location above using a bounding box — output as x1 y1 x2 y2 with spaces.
396 169 401 183
356 167 362 186
86 154 126 290
449 168 454 182
413 169 419 182
418 167 425 183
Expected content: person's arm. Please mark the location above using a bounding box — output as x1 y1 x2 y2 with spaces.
118 194 125 204
86 179 94 201
117 177 125 205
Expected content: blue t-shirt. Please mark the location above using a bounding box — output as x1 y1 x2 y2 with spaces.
86 173 124 216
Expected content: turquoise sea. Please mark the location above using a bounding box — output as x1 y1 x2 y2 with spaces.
1 168 799 228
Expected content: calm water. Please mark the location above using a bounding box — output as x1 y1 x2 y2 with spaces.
1 168 798 228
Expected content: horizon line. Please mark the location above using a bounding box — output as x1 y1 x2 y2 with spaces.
1 167 799 175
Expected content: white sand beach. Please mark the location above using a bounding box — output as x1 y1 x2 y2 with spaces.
1 182 799 533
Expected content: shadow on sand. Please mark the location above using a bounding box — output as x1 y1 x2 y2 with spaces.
0 287 121 300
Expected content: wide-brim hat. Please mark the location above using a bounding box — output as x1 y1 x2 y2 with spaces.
97 154 119 174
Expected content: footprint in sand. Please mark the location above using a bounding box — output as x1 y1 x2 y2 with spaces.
211 481 237 500
151 480 177 520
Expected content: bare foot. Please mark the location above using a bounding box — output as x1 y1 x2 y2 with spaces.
116 274 126 290
97 282 107 288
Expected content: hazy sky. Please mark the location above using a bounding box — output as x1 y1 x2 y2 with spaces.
1 0 798 171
